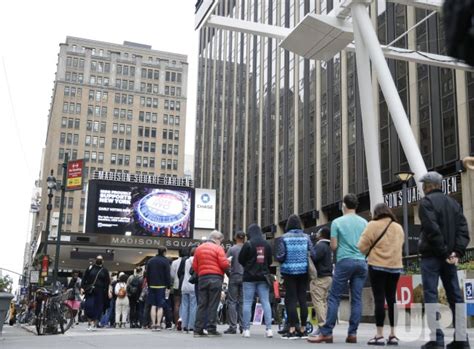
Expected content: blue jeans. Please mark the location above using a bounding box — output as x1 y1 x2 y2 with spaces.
100 298 115 326
180 292 197 330
421 257 465 344
321 259 368 336
242 281 272 330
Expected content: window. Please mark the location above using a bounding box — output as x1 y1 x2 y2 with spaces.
84 151 90 161
73 134 79 145
113 123 119 133
150 142 156 152
63 102 68 113
58 148 64 160
119 124 125 133
61 117 67 128
145 112 151 122
81 198 86 209
144 141 149 152
66 213 72 225
91 151 97 162
144 127 150 137
68 118 74 128
137 141 142 152
98 152 104 164
68 197 74 209
175 116 180 126
66 133 73 145
127 110 133 120
139 111 144 121
154 70 159 80
124 155 130 166
176 101 180 111
150 157 155 168
168 144 172 155
174 130 179 141
74 118 80 129
169 115 174 125
125 139 131 150
99 137 105 148
143 157 148 167
100 122 106 133
165 71 170 81
167 159 172 170
152 98 158 108
138 126 143 137
152 113 158 123
168 130 173 139
174 145 179 155
112 138 117 149
161 159 166 169
164 100 169 110
118 139 124 150
173 160 178 170
177 73 182 83
64 86 70 96
113 108 119 118
163 129 167 139
85 135 91 146
165 86 170 95
111 154 116 165
126 125 131 135
60 132 66 144
79 214 84 226
117 154 123 165
136 156 142 166
162 144 167 154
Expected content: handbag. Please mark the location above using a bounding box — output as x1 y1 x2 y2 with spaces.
188 267 198 285
365 220 393 259
308 251 318 281
84 267 103 295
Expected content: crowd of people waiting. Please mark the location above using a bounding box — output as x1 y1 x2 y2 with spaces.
70 172 470 349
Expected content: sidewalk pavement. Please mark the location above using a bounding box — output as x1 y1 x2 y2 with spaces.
1 322 473 349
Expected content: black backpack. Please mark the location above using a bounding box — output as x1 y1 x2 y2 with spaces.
127 276 142 297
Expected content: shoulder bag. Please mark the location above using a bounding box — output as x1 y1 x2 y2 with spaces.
84 267 103 295
365 221 393 259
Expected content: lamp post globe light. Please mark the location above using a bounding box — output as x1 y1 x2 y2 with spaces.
395 171 414 263
43 170 57 255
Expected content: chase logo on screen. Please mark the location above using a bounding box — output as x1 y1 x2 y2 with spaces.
201 193 211 203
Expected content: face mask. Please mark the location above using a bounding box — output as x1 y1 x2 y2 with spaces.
96 259 103 266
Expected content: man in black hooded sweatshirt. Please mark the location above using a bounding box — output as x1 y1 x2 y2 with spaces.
238 224 273 338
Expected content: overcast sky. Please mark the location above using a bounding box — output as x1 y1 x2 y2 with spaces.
0 0 198 286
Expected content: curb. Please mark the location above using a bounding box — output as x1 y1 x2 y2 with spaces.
20 324 36 335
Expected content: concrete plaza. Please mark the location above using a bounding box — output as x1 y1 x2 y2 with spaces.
2 322 473 349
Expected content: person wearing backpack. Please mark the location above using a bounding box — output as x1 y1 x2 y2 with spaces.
238 224 273 339
127 267 144 328
114 272 129 328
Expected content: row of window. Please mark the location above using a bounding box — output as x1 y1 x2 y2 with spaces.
135 156 156 168
164 99 181 111
163 114 180 126
62 102 81 114
65 72 84 83
164 86 182 97
61 117 80 129
114 93 133 105
84 151 105 163
139 96 159 109
138 126 158 138
111 138 131 150
113 108 133 120
112 123 132 135
89 75 110 87
59 148 78 160
64 86 82 98
165 71 182 83
140 82 160 94
91 61 111 74
66 56 85 69
117 64 135 77
115 79 134 91
87 105 108 117
89 90 109 103
85 135 106 148
162 129 180 141
161 159 179 171
137 141 157 153
138 111 158 123
141 68 160 80
86 120 107 133
161 144 179 156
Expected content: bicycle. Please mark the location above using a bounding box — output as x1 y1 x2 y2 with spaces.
35 288 74 335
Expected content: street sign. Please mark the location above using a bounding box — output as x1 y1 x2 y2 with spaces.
20 287 28 295
465 279 474 316
30 270 39 283
66 159 83 191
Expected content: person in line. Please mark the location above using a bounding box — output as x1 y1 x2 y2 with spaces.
180 246 197 333
146 247 171 331
193 230 230 337
65 270 82 325
81 255 110 331
308 193 368 344
358 203 404 346
114 272 129 328
417 172 470 349
309 227 333 337
238 224 273 338
276 214 312 340
170 248 186 330
224 231 245 334
127 267 144 328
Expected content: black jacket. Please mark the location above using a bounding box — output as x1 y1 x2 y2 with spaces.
238 224 272 282
310 239 333 277
81 264 110 291
418 189 470 258
146 255 171 288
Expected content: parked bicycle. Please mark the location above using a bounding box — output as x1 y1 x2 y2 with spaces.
35 287 74 335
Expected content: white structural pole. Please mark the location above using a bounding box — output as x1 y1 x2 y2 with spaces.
352 18 384 212
351 3 428 192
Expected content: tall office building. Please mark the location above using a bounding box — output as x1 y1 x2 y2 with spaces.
195 0 474 245
36 37 188 246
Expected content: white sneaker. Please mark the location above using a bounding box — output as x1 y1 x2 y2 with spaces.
87 324 91 331
242 329 250 338
265 329 273 338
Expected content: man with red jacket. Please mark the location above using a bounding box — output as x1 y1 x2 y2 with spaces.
192 230 230 337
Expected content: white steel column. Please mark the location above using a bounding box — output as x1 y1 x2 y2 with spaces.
352 15 383 212
351 3 428 193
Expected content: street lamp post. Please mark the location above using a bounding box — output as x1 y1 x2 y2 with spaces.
52 153 68 288
395 171 414 261
43 171 57 255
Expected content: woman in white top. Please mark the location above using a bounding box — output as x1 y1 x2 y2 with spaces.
179 246 197 332
114 272 130 328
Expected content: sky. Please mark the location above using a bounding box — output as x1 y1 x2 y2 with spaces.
0 0 199 287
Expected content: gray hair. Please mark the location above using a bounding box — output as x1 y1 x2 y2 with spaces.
208 230 224 242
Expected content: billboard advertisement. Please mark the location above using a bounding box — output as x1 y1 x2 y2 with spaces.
66 159 83 191
86 180 194 238
194 188 216 229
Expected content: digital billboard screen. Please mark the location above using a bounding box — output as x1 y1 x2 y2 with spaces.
85 180 194 238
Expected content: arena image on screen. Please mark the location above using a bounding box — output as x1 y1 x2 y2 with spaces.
85 179 194 238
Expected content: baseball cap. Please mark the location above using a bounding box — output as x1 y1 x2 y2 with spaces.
419 171 443 185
